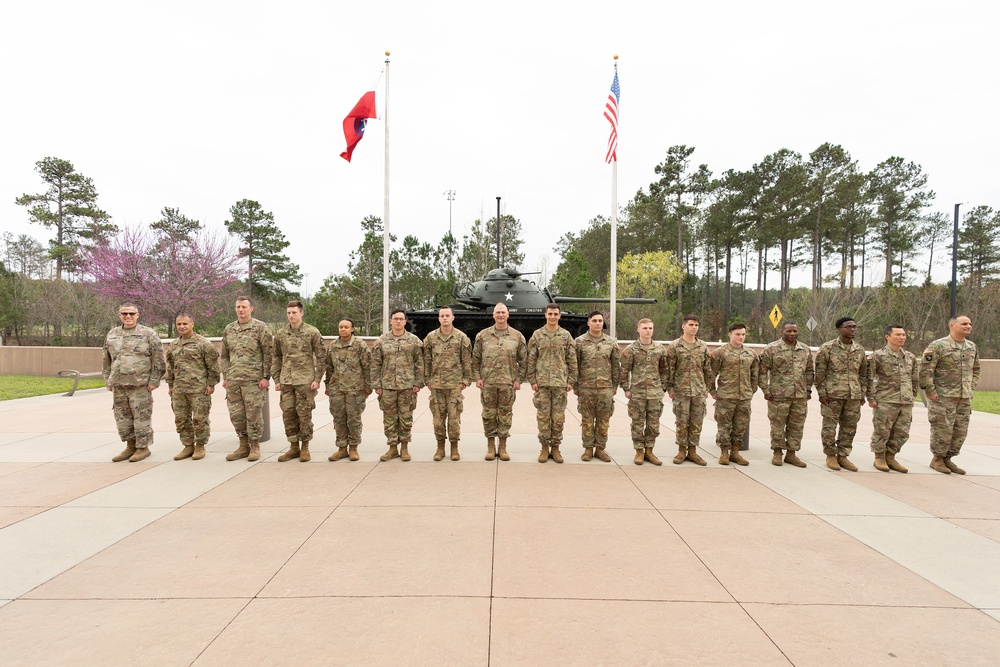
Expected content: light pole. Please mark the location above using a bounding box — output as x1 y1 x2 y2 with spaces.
444 189 456 236
951 203 960 318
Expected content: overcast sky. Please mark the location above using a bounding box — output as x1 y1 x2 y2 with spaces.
1 1 996 294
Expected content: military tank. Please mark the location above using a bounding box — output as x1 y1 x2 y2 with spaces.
405 267 657 339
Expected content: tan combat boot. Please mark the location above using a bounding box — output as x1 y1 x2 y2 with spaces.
825 454 841 470
248 441 261 462
644 447 663 466
929 456 951 474
672 445 687 465
113 439 137 462
486 437 496 461
129 446 151 462
634 448 644 465
451 440 461 461
837 455 857 472
226 436 250 461
298 442 310 463
729 446 749 466
944 457 966 475
329 446 349 461
594 447 611 462
686 447 707 466
277 441 300 462
399 441 411 462
873 452 890 472
771 449 784 466
434 440 446 462
537 444 549 463
380 445 400 461
784 451 807 468
174 442 195 460
192 444 206 460
497 438 509 461
348 445 360 461
582 446 594 462
550 445 564 464
885 453 907 473
719 447 730 465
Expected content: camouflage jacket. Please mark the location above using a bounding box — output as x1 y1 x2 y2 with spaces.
472 325 527 387
710 343 759 400
758 339 814 399
574 332 620 391
814 338 869 400
619 340 669 399
371 331 424 390
325 335 371 394
221 319 274 383
423 328 473 390
666 337 712 396
164 333 220 394
271 322 325 386
103 324 165 388
526 326 577 387
919 336 980 399
867 346 918 405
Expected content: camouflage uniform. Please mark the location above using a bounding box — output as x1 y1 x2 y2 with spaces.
666 337 713 449
527 326 577 447
472 325 527 438
221 318 274 442
814 338 869 457
919 336 980 458
758 339 814 452
619 340 669 449
272 322 325 444
710 343 759 451
164 333 220 446
103 324 165 448
371 331 424 446
574 332 620 449
423 327 473 443
867 345 918 455
325 335 371 448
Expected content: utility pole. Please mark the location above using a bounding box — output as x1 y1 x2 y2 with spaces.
496 197 502 266
951 203 960 318
444 189 456 236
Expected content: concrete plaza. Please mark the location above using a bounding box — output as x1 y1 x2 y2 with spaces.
0 385 998 665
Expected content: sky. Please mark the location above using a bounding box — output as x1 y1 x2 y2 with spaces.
1 0 997 295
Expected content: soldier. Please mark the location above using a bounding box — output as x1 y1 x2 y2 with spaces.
164 313 220 461
272 300 326 463
103 303 165 462
574 311 620 462
867 324 918 473
423 306 473 461
371 309 424 461
919 315 980 474
666 314 713 466
709 322 758 466
814 317 869 472
758 322 814 468
527 304 577 464
220 296 274 462
620 318 669 465
472 303 527 461
325 319 371 462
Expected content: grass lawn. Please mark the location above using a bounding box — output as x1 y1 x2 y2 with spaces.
0 375 106 401
972 391 1000 415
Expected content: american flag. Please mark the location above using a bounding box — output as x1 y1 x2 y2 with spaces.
604 70 620 163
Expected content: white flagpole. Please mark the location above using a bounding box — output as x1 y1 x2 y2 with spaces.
609 56 618 340
382 51 391 333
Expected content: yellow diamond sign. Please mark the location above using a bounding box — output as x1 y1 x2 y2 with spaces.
769 305 783 329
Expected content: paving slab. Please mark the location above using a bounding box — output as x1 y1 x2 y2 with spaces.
623 465 809 513
341 460 496 507
0 506 48 529
849 472 1000 520
189 460 375 507
496 462 650 508
0 462 154 507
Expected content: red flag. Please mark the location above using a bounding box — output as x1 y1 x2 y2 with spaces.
340 91 377 162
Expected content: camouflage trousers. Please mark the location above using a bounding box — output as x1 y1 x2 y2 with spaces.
578 388 615 448
627 396 663 449
927 397 972 457
280 384 317 443
533 386 568 446
225 381 265 442
430 387 464 442
672 394 706 448
112 385 153 447
869 402 912 455
820 398 863 456
330 391 368 447
714 398 751 451
171 391 212 445
767 398 808 451
481 385 516 438
379 389 416 446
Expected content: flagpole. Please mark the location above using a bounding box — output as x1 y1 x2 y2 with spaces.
609 55 618 340
382 51 391 333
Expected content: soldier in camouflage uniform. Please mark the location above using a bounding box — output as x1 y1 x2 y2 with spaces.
814 317 869 472
164 314 220 461
371 309 424 461
272 300 326 463
620 318 670 465
919 315 980 475
473 303 527 461
103 303 165 462
221 296 274 462
527 304 577 464
574 311 620 463
666 315 713 466
758 322 814 468
867 325 918 473
423 306 473 462
325 319 371 462
709 322 758 466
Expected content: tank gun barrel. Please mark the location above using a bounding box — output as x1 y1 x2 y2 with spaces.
552 296 657 305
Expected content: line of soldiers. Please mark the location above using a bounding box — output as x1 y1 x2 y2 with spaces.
102 299 980 474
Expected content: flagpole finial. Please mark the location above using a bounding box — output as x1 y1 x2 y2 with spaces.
613 54 618 60
385 50 390 56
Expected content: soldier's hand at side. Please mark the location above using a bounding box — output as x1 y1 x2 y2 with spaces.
107 385 113 392
375 388 383 396
927 392 939 402
259 379 270 390
412 386 420 393
710 391 717 400
222 380 228 389
168 387 173 397
274 383 282 392
531 383 539 391
868 400 877 408
310 381 319 391
764 392 772 401
668 391 675 400
476 380 483 389
324 386 330 396
205 386 214 395
819 396 830 406
147 384 156 392
625 391 631 399
565 383 572 393
573 389 579 396
513 381 521 390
